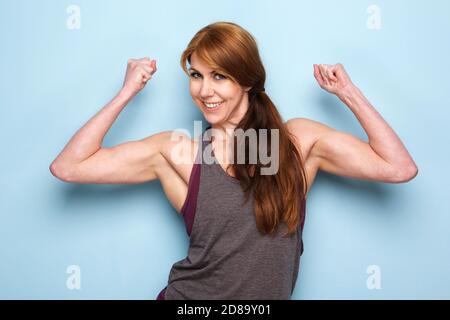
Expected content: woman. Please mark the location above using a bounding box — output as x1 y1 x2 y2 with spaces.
49 21 418 300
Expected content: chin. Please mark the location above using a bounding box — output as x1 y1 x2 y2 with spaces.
203 114 222 125
197 104 224 119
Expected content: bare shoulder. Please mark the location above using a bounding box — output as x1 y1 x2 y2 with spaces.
141 130 199 214
284 117 327 161
141 130 199 185
284 117 331 194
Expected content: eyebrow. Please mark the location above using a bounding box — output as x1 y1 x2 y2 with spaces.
188 67 217 75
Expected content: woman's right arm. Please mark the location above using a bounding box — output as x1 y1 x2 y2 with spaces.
49 57 167 184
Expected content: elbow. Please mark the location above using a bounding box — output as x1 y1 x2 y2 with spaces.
391 164 419 183
49 160 74 182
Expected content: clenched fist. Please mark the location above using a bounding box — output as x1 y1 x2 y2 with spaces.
122 57 157 97
313 63 354 98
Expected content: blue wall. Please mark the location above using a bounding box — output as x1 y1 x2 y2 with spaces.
0 0 448 299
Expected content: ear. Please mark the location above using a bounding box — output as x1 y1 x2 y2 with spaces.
244 86 252 92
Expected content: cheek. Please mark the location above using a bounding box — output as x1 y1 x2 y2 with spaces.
189 84 203 108
228 81 245 94
189 81 200 95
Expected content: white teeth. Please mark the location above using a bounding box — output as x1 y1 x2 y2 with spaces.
204 101 223 108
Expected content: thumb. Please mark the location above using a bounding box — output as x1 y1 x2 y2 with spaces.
150 60 157 74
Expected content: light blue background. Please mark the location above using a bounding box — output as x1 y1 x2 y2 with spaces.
0 0 448 299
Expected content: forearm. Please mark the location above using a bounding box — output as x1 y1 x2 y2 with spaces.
52 89 134 165
338 85 417 169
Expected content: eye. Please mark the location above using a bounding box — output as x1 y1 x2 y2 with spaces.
214 73 226 80
189 72 201 79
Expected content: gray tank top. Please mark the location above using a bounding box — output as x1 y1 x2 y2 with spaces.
158 126 306 300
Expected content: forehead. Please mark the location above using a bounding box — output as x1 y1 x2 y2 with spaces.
189 52 213 72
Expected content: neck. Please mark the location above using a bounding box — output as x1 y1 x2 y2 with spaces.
210 92 249 142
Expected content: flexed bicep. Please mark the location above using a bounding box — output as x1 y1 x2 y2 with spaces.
51 131 173 184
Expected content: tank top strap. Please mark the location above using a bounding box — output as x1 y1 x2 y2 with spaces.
180 127 210 236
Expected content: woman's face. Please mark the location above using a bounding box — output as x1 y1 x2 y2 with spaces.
188 51 251 131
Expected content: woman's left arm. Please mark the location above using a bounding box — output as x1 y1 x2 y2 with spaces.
289 63 418 183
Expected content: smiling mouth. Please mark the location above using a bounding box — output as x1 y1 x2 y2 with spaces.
203 101 224 109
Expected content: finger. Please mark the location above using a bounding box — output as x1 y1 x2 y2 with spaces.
141 70 152 82
145 60 157 74
151 60 157 73
318 65 329 85
141 65 153 74
314 74 325 89
139 59 152 68
142 75 151 83
318 65 330 86
313 64 325 86
141 60 157 75
335 64 350 82
139 56 155 67
138 57 152 67
322 64 336 83
327 67 338 82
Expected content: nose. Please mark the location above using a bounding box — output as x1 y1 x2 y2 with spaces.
200 80 214 99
